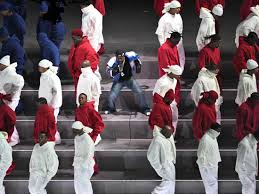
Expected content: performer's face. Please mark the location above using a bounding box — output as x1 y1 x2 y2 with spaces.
39 133 47 146
116 55 125 64
79 94 87 106
169 7 180 15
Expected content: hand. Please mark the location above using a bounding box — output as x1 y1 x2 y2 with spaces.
112 67 119 76
135 60 141 74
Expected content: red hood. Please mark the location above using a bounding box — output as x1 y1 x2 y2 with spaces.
38 104 54 115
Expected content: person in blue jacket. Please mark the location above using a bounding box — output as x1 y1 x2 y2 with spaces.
0 2 26 46
37 1 52 37
37 32 60 69
0 27 25 75
5 0 27 20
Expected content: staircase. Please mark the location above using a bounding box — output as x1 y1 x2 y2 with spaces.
5 0 259 194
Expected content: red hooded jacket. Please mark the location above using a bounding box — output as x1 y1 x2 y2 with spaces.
75 102 105 142
192 99 217 140
33 104 56 143
149 93 174 132
68 37 100 89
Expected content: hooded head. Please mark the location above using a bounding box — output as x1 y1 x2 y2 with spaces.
80 0 92 9
0 2 12 16
201 90 218 105
247 59 259 75
163 65 183 80
245 32 258 46
0 55 10 71
162 0 181 15
207 34 221 49
205 63 219 75
72 28 83 46
36 97 48 109
38 59 58 74
40 1 48 15
72 121 93 137
168 31 182 46
163 89 175 105
212 4 223 19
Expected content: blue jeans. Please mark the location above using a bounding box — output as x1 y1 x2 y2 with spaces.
108 78 149 112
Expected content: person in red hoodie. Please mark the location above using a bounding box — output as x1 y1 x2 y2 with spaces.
33 97 57 144
233 32 258 75
0 94 16 144
75 93 104 145
192 90 218 140
92 0 105 16
236 92 259 142
68 28 100 90
195 0 225 15
149 89 175 133
240 0 259 21
158 32 181 77
198 34 222 86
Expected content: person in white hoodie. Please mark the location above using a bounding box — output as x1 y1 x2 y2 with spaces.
76 60 101 111
196 4 223 51
72 121 95 194
235 59 258 106
0 131 12 194
235 130 259 194
28 132 59 194
38 59 62 144
235 5 259 48
80 0 104 54
0 55 24 146
147 125 176 194
191 63 223 123
153 65 183 130
155 1 185 69
197 123 221 194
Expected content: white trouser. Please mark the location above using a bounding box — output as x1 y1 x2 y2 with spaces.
199 166 218 194
170 103 178 133
152 164 175 194
8 101 20 146
0 168 7 194
74 167 94 194
94 67 102 81
28 173 48 194
177 38 185 70
238 172 256 194
53 108 61 144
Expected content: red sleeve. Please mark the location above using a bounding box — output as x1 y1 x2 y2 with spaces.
232 47 247 74
198 49 207 69
89 110 105 142
4 108 16 138
47 110 57 142
93 0 106 16
192 107 205 140
149 104 165 129
158 47 170 77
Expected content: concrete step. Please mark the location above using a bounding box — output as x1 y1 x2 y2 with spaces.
21 79 239 117
5 172 258 194
16 115 236 140
12 139 241 173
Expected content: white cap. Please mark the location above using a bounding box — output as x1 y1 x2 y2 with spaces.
38 59 58 74
162 0 181 14
212 4 223 16
72 121 93 133
0 55 10 66
163 65 183 75
250 5 259 16
247 59 258 70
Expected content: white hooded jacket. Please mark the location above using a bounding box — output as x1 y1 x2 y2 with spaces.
235 13 259 48
0 133 12 172
235 134 258 176
73 132 95 170
81 4 104 52
191 68 222 110
39 69 62 109
196 8 216 51
76 67 101 106
29 142 59 182
153 74 178 105
0 64 24 111
235 70 257 106
147 127 176 180
196 129 221 167
155 12 183 45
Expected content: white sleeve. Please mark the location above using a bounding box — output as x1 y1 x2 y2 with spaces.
191 79 203 106
155 18 167 45
90 14 103 52
45 149 59 180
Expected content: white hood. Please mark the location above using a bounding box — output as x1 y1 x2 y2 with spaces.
199 7 214 20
